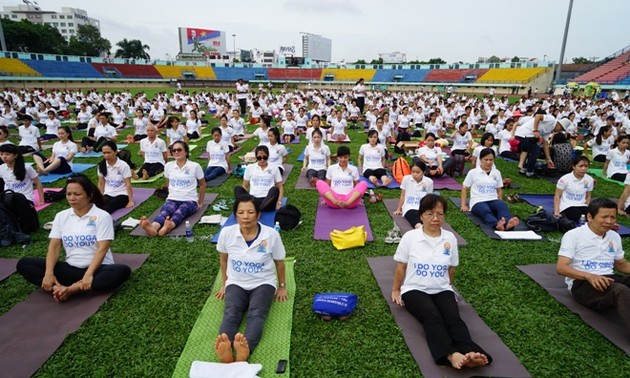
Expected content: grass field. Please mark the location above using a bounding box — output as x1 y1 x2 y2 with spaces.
2 93 630 377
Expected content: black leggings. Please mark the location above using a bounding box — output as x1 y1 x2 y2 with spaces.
306 169 326 181
103 194 129 214
234 185 280 212
363 168 387 179
593 154 606 163
560 206 587 223
17 257 131 292
82 136 109 152
499 151 519 161
403 209 420 228
611 173 626 182
137 162 164 178
187 131 200 140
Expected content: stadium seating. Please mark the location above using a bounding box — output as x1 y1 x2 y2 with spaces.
91 63 162 79
21 60 102 78
424 69 483 83
267 68 322 81
0 58 41 77
154 65 185 79
190 66 216 80
476 68 547 83
371 69 430 83
212 67 268 81
320 68 376 82
574 51 630 84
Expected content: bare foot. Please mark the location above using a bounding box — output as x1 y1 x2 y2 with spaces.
142 169 149 180
448 352 469 370
463 352 489 368
369 176 379 186
132 172 140 180
158 216 176 236
214 333 234 363
506 217 520 231
234 333 250 362
52 283 81 302
140 216 158 237
496 217 506 231
381 176 392 187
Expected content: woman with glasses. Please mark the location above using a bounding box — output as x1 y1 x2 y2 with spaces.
16 174 131 302
139 141 206 236
234 145 283 211
460 148 519 231
391 194 491 370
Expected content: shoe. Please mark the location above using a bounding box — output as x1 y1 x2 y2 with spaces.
518 170 526 176
384 229 395 244
526 173 540 179
212 203 229 212
392 230 402 244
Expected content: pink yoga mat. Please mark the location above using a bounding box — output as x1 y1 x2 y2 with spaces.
327 135 351 143
313 202 373 241
34 188 64 212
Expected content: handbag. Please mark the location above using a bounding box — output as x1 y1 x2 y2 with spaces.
330 225 367 250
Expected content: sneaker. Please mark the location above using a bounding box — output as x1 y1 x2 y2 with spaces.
526 173 540 179
392 230 402 244
212 203 229 212
384 229 395 244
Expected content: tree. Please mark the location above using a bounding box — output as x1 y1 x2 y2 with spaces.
354 59 367 64
487 55 502 63
511 56 520 62
369 57 384 64
1 18 67 54
114 39 151 60
427 57 446 64
67 24 111 56
572 57 596 64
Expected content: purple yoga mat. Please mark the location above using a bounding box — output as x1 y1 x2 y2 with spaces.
281 136 301 144
0 253 149 378
382 199 468 246
109 188 154 221
0 258 18 282
432 175 463 190
313 202 373 241
518 264 630 356
129 193 218 237
368 256 531 378
295 173 316 190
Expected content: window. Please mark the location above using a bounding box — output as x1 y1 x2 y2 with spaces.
51 15 57 19
68 22 74 26
59 15 65 19
67 15 73 19
61 29 67 34
11 14 17 19
53 22 59 26
60 22 66 26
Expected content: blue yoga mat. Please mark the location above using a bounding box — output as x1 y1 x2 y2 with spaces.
38 163 96 184
359 174 400 189
211 197 287 243
519 194 630 236
297 149 305 162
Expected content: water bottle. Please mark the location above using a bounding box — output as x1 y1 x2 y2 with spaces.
185 221 194 243
578 214 586 227
274 221 281 233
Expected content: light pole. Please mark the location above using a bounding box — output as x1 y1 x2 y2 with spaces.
554 0 574 83
232 34 236 62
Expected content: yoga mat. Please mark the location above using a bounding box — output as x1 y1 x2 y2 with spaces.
432 175 463 190
281 164 294 184
296 149 305 162
172 258 296 378
205 173 230 188
518 264 630 357
130 193 218 237
313 202 374 242
359 174 401 189
34 188 63 211
281 136 301 144
109 188 154 221
327 135 351 143
131 172 164 184
0 253 149 378
74 144 128 158
38 163 96 184
368 256 531 378
449 197 544 241
382 199 467 246
0 258 18 282
295 173 316 190
211 198 288 243
588 168 625 187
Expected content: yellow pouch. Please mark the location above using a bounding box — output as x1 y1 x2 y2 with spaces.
330 226 367 250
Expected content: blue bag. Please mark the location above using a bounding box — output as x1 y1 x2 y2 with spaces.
312 293 358 318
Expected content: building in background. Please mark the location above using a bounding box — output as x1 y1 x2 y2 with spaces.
301 32 331 63
0 2 100 40
378 51 407 63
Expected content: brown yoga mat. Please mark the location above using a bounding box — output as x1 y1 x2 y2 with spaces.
368 256 531 378
0 258 18 282
129 193 218 237
382 199 468 246
0 253 149 378
295 171 316 190
518 264 630 356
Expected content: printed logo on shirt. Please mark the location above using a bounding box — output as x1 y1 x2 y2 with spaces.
231 259 265 273
413 262 449 277
609 241 616 254
443 242 451 256
87 216 97 227
257 240 268 254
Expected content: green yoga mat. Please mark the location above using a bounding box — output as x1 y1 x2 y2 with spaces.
588 168 625 187
130 172 164 184
172 258 296 378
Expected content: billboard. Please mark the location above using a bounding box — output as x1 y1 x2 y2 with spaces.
178 27 226 56
302 34 332 62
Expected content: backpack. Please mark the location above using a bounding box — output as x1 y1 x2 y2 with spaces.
274 204 301 231
525 207 558 232
1 190 39 233
392 157 411 184
0 203 31 247
232 163 246 179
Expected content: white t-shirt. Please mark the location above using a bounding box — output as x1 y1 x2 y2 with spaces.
417 146 443 166
588 135 614 158
97 158 131 197
52 140 78 168
18 125 40 150
462 167 503 209
220 126 235 147
393 226 459 295
472 145 497 168
217 222 285 290
229 117 245 135
556 172 594 212
400 175 433 215
186 119 201 134
252 127 270 145
140 137 167 165
236 83 249 100
206 139 230 171
166 126 186 145
49 204 115 268
359 143 386 173
44 118 60 136
326 163 359 195
305 143 330 171
244 163 282 198
281 120 296 136
605 147 630 178
94 124 117 140
451 131 472 152
0 163 38 202
515 115 557 138
133 117 148 136
558 225 624 291
164 160 204 202
497 129 512 154
330 118 347 137
265 143 288 172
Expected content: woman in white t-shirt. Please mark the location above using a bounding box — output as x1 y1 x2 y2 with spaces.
392 194 492 370
252 115 271 146
460 148 519 231
219 114 236 152
265 128 288 176
213 196 288 363
132 108 149 142
330 110 347 141
353 78 366 114
553 156 593 223
16 174 131 302
316 145 368 209
33 126 77 175
165 116 187 147
97 141 134 214
470 133 497 169
358 130 392 187
602 134 630 182
41 110 60 141
393 160 434 228
234 145 284 212
229 109 246 141
186 109 202 140
140 141 206 237
585 125 613 163
204 127 232 182
302 129 330 186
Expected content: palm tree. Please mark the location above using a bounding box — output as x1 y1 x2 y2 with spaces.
114 39 150 60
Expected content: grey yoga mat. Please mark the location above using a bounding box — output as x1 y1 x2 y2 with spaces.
0 258 18 282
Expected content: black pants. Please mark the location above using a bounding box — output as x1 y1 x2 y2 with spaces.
402 290 492 366
499 150 519 161
363 168 387 180
187 131 200 140
82 136 108 152
133 134 147 142
593 155 606 163
138 162 164 178
611 173 626 182
306 169 326 181
103 194 129 214
234 185 280 212
560 206 587 223
571 274 630 332
355 97 365 114
404 209 420 228
238 98 247 115
17 257 131 292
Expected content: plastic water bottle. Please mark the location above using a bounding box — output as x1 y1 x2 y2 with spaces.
578 214 586 227
185 221 194 243
274 221 281 233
